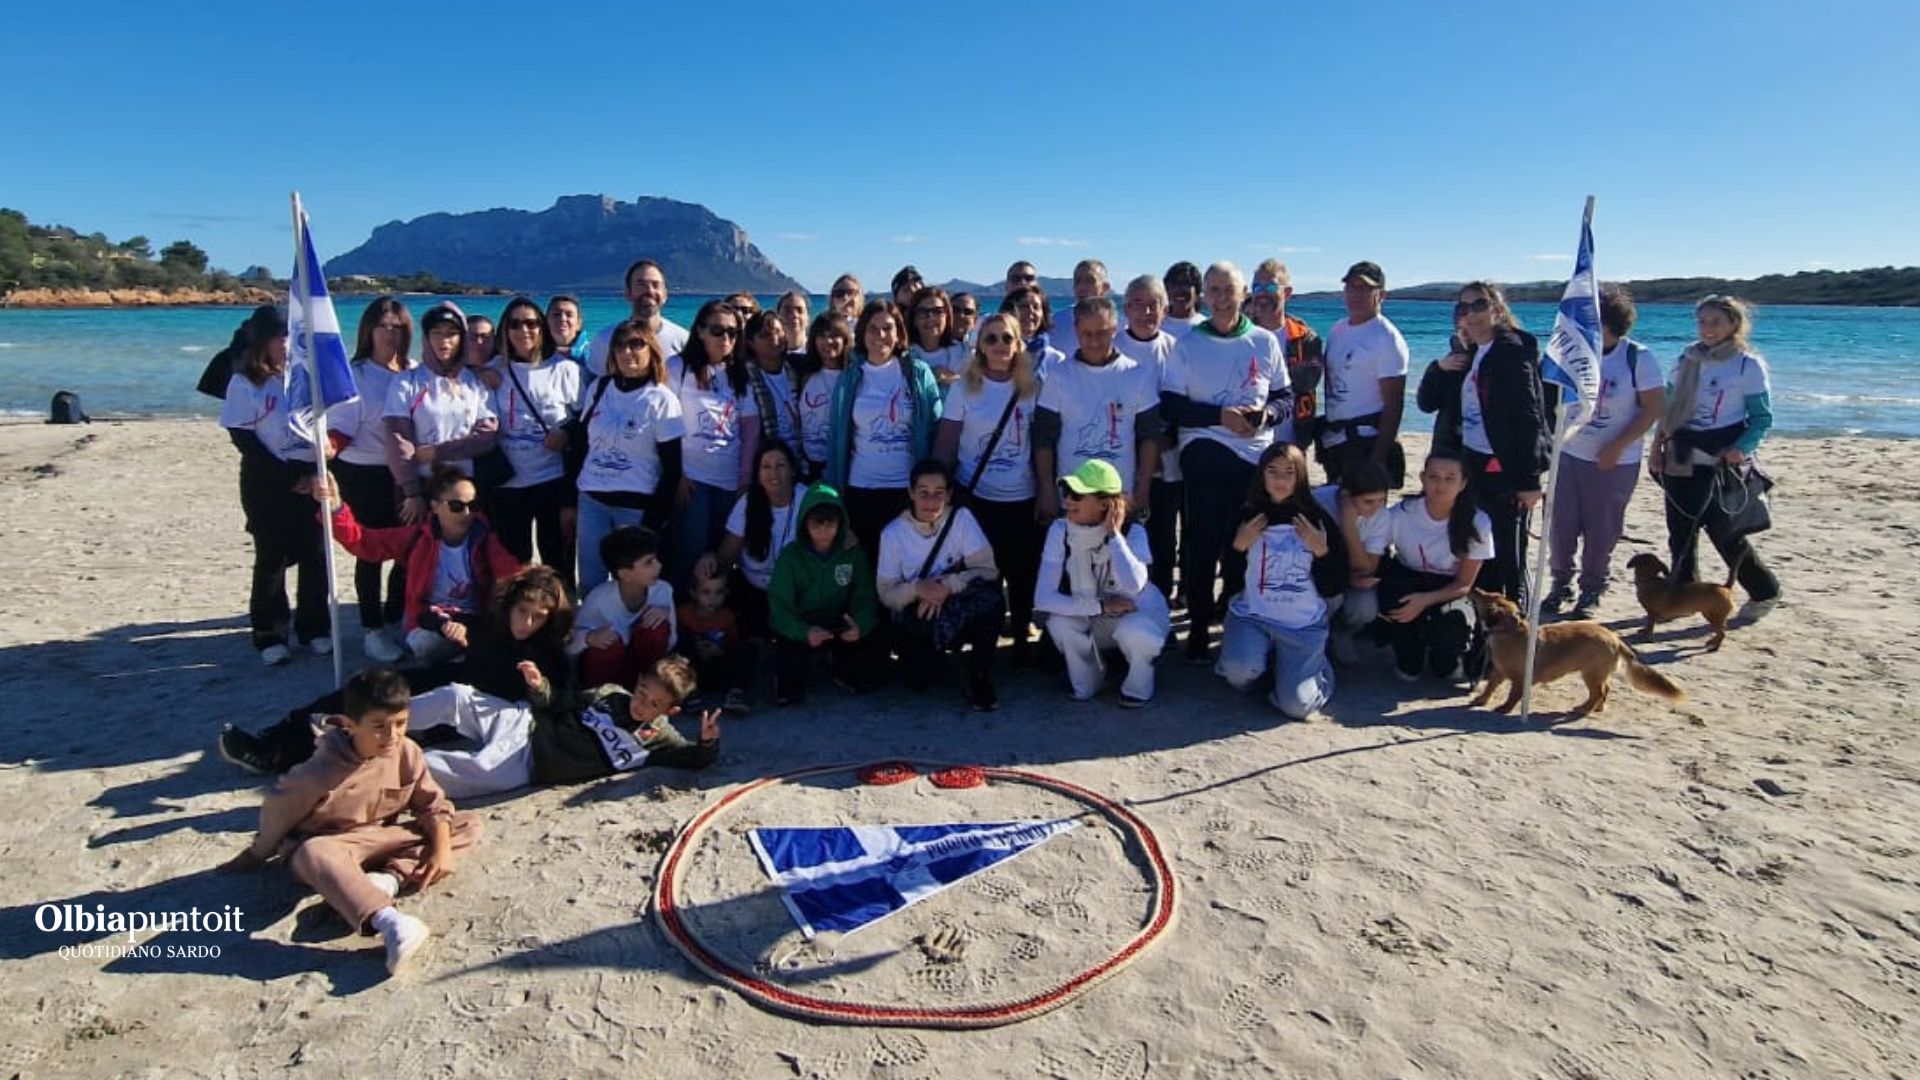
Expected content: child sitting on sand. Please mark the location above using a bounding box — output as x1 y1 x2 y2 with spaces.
570 526 677 690
412 655 721 799
221 668 482 975
679 569 752 714
766 484 881 705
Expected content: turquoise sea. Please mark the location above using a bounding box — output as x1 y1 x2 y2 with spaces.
2 296 1916 437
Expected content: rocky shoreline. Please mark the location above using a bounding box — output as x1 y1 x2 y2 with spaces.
0 286 279 309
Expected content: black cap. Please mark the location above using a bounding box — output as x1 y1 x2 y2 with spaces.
1342 261 1385 288
419 301 467 335
245 304 288 342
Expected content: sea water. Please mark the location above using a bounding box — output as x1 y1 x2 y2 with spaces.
2 297 1914 437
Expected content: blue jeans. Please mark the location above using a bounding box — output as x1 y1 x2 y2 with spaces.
576 492 653 594
670 479 737 589
1216 609 1335 719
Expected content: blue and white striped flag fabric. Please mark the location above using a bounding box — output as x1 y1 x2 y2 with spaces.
749 819 1079 938
1543 197 1603 418
289 201 357 408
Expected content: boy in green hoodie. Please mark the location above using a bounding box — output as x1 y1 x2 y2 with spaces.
767 484 881 705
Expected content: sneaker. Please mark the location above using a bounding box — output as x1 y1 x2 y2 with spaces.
1738 597 1780 623
1117 693 1149 709
722 688 752 715
366 871 402 900
379 911 431 975
1541 584 1573 615
259 644 293 667
1570 589 1604 621
362 629 404 664
308 636 334 657
216 725 274 775
967 675 999 712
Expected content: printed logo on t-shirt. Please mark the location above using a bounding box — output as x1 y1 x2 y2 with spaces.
1209 349 1265 406
695 399 736 441
1072 402 1125 459
973 406 1026 476
834 564 852 587
864 389 912 451
1254 537 1312 599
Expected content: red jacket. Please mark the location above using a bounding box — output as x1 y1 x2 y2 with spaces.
325 502 523 633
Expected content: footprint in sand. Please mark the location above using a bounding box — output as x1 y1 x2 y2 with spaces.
867 1030 930 1068
907 962 970 995
1548 1046 1608 1080
970 875 1022 904
1221 984 1269 1033
1096 1040 1151 1080
1007 934 1045 964
691 1030 741 1072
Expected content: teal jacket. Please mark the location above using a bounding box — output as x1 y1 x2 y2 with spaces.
825 350 942 489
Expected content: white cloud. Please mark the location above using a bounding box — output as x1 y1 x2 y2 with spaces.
1246 244 1323 254
890 235 922 245
1805 259 1833 269
1015 236 1091 248
1525 253 1569 262
776 232 819 242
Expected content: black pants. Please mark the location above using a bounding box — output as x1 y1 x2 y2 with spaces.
490 476 574 591
240 466 330 649
332 460 405 631
244 658 468 772
1464 451 1531 604
892 608 999 688
1179 440 1257 642
1320 434 1406 488
1376 562 1474 677
1148 477 1183 599
969 495 1041 641
843 486 910 563
1661 467 1780 600
773 635 880 703
731 572 771 639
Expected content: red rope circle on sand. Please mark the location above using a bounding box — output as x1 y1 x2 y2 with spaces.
928 765 986 789
856 761 919 786
653 761 1178 1029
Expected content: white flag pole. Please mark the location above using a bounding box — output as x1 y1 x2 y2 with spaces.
292 191 345 689
1520 196 1599 723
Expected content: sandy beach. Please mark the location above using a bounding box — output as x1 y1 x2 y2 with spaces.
1 418 1916 1079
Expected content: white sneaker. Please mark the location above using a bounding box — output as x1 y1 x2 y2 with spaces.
366 871 401 900
1738 597 1780 623
309 636 334 657
362 629 404 664
259 644 293 667
379 911 430 974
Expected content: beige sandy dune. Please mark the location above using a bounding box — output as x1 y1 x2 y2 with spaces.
0 420 1915 1078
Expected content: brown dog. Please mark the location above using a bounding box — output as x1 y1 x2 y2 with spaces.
1624 552 1737 651
1469 590 1683 716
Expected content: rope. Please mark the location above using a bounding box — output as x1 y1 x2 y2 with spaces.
652 761 1179 1029
856 761 919 786
928 765 986 789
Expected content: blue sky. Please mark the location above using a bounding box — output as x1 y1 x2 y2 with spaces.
4 0 1917 293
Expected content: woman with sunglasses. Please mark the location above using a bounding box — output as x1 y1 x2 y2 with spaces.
907 285 969 385
486 296 583 589
733 310 804 484
827 274 864 323
1033 459 1169 707
1426 282 1548 603
383 302 499 526
826 300 944 556
328 297 416 663
1001 284 1065 377
574 320 684 592
798 313 852 481
666 300 758 586
934 311 1045 663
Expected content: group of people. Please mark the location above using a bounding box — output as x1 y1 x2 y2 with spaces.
208 254 1782 970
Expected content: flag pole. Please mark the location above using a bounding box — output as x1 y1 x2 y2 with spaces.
1520 195 1598 723
292 191 345 689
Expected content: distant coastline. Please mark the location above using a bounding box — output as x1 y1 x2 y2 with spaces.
1297 266 1920 307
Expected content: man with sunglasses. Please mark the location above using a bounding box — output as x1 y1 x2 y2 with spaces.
1320 261 1408 487
589 260 689 373
1248 261 1325 450
1005 261 1040 296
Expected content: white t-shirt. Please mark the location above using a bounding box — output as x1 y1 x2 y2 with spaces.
384 366 497 477
847 359 915 489
570 579 678 652
876 507 992 591
1368 500 1496 576
1311 483 1391 554
1037 354 1161 492
427 537 477 612
1679 350 1770 432
1116 328 1181 483
1161 324 1288 464
799 367 843 470
1032 520 1156 617
330 359 412 467
1322 315 1411 444
490 359 582 488
724 484 808 591
1228 517 1328 629
221 369 315 463
1460 341 1494 455
911 342 969 381
1564 339 1664 463
576 380 684 496
1162 313 1205 341
588 318 688 374
747 364 803 451
666 355 757 490
943 376 1036 502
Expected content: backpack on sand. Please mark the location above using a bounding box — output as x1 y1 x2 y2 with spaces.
48 391 91 425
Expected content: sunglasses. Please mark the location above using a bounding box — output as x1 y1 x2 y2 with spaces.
915 306 947 318
1012 274 1037 283
1454 298 1492 315
507 318 543 330
440 498 476 514
831 288 860 298
980 332 1015 345
953 307 977 316
703 325 741 339
613 338 651 352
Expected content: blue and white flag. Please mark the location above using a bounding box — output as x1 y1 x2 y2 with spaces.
289 198 357 409
749 819 1079 938
1543 197 1603 421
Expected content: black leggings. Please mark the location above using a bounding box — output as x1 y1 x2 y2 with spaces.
969 495 1042 640
240 465 330 649
1179 440 1257 638
1375 562 1474 677
891 608 999 688
489 476 574 591
332 460 405 630
1660 467 1780 600
1465 451 1531 603
1147 477 1183 598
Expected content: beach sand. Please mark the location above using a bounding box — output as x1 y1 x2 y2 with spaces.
1 420 1916 1078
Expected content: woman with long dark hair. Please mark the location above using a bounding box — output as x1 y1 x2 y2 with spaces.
696 439 807 639
907 285 969 383
734 310 803 484
487 296 583 588
825 300 943 556
332 296 414 662
1358 452 1494 682
574 320 684 592
797 313 852 481
666 300 755 586
1000 284 1065 374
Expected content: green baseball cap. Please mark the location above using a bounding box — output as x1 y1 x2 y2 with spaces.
1060 459 1123 496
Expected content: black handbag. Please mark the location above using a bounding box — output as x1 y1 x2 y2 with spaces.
471 445 515 488
1718 460 1773 537
563 377 614 483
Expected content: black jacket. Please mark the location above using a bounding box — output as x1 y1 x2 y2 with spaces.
1421 327 1548 492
